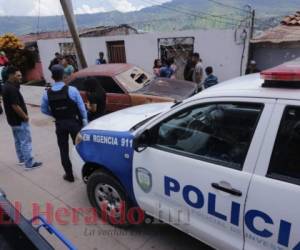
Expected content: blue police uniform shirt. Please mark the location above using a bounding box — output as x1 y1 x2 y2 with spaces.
41 82 88 126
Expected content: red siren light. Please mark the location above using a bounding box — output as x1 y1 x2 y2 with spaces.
261 60 300 82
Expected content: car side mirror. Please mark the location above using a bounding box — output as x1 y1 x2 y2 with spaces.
133 130 151 152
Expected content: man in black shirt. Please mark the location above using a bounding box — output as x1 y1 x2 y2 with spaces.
84 78 106 122
184 52 194 82
245 60 260 75
48 52 62 71
95 52 107 65
2 66 42 170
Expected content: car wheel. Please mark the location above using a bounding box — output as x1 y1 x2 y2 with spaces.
87 171 143 227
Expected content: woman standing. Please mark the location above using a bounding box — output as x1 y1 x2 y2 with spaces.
61 56 74 81
170 57 177 79
153 59 162 77
84 78 106 122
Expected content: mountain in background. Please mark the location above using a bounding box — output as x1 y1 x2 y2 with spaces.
0 0 298 35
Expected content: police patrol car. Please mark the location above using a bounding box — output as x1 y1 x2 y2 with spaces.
72 60 300 250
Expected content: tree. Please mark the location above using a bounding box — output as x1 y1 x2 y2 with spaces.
0 33 24 50
0 33 36 74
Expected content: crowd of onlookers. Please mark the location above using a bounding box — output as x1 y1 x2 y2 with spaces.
48 51 108 83
0 47 262 179
153 52 219 92
48 50 220 93
0 49 259 120
47 50 260 94
48 52 77 82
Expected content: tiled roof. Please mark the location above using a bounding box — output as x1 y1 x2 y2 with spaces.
251 11 300 44
281 11 300 26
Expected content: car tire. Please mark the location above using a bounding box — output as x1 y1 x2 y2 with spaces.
87 171 143 227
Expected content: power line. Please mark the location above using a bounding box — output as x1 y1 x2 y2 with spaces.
206 0 251 14
138 0 247 27
122 16 247 33
124 16 195 27
169 0 246 20
36 0 41 34
140 0 236 22
92 2 197 30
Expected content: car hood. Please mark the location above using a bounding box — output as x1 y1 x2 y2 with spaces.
83 102 173 132
135 78 197 101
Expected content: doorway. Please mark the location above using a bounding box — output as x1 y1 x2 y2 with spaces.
158 37 194 80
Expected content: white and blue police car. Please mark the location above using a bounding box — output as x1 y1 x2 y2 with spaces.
72 60 300 250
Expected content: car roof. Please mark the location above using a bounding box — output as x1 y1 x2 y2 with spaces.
189 73 300 101
73 64 134 78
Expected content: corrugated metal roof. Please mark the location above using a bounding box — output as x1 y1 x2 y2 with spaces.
20 31 70 44
19 25 137 44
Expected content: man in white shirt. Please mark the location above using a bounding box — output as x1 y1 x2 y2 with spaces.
192 53 203 92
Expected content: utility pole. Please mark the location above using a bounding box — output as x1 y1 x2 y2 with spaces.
240 5 255 76
60 0 87 69
250 9 255 39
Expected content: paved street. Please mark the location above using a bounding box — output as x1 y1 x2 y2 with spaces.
0 105 211 250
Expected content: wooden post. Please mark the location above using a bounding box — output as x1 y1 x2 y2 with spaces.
60 0 87 69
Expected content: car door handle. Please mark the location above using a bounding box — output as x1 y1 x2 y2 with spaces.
211 183 242 197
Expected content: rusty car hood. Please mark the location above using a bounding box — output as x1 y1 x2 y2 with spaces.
134 78 197 101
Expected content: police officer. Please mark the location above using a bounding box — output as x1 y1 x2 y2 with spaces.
41 65 87 182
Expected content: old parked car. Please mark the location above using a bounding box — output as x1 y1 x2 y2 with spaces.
68 64 197 113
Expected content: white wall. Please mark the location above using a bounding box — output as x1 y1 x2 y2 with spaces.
22 85 45 106
38 29 249 84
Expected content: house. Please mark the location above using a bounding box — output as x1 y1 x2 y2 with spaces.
17 25 253 106
18 25 138 82
251 11 300 70
37 28 251 84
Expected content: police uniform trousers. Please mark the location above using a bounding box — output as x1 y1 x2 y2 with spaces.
55 119 81 177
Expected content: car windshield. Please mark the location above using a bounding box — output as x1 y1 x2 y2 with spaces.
115 66 154 92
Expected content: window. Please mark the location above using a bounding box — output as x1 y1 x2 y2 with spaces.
152 103 263 170
95 77 124 94
115 67 153 92
69 78 86 91
106 41 126 63
70 76 124 94
268 106 300 185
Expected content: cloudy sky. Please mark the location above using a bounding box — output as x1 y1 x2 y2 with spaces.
0 0 170 16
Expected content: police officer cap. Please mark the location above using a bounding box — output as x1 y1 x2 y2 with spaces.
51 64 64 79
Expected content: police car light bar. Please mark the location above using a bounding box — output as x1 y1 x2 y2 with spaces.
261 60 300 82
